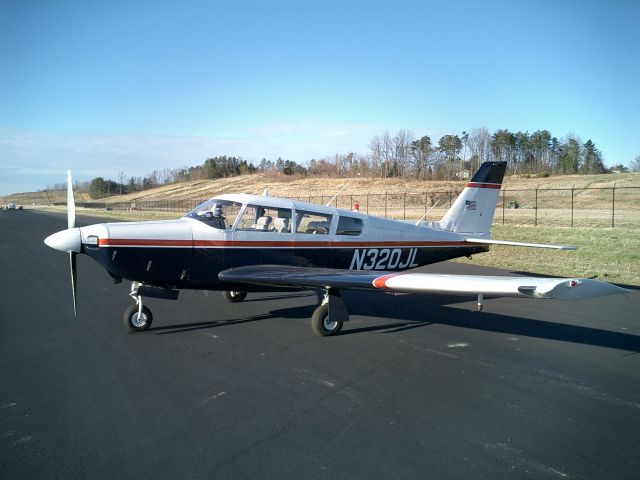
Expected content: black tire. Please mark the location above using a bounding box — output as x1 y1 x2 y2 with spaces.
223 291 247 303
123 304 153 332
310 304 343 337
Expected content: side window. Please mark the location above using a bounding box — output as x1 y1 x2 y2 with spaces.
236 205 292 233
336 216 363 236
296 211 332 235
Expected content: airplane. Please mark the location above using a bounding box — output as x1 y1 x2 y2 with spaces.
44 161 626 336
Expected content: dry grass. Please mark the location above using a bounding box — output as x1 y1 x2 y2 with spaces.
454 224 640 286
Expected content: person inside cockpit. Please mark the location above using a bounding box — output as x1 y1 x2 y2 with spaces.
205 203 226 229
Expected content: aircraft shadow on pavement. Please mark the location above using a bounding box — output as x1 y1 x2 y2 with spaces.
342 291 640 353
150 290 640 352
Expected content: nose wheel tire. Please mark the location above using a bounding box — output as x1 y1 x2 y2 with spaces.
223 290 247 303
123 304 153 332
311 303 343 337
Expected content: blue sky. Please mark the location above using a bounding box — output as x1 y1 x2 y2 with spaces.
1 0 639 194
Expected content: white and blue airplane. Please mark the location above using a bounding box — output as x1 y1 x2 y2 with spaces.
44 161 625 336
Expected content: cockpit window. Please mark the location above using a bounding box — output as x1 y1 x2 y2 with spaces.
236 205 293 233
296 211 332 235
336 216 363 236
184 199 242 229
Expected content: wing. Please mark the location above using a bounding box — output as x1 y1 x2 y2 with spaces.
218 266 626 300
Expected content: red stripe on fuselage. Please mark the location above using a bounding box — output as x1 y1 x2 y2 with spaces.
465 182 501 189
98 239 469 248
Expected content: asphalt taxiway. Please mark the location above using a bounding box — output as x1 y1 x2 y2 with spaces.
2 210 639 479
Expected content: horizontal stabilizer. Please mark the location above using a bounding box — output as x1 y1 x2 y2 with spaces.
465 238 577 250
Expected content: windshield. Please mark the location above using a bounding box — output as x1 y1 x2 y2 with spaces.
184 199 242 229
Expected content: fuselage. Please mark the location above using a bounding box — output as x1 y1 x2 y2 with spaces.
78 194 488 290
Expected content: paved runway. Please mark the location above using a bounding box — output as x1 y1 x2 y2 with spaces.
2 209 639 479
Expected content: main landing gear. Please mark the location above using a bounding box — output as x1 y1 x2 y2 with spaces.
310 289 348 337
223 290 247 303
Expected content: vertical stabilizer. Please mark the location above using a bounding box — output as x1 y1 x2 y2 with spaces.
438 161 506 237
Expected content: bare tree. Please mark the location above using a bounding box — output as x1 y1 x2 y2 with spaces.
630 154 640 172
117 171 126 195
468 128 491 173
393 129 414 178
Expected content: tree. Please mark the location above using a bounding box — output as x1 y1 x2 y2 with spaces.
560 136 581 174
437 134 462 179
581 140 605 174
410 135 433 180
468 127 491 172
117 171 126 195
491 129 516 170
629 155 640 172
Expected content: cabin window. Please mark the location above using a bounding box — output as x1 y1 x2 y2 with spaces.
236 205 292 233
295 211 332 235
184 199 242 230
336 216 363 236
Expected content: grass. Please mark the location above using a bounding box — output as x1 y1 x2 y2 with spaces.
455 224 640 286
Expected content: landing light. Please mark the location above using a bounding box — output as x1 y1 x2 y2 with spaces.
86 235 99 246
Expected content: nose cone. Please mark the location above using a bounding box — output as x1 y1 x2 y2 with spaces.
44 227 81 253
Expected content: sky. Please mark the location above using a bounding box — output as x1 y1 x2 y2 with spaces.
1 0 639 194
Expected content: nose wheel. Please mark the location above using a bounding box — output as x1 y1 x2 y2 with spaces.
123 304 153 332
123 281 153 332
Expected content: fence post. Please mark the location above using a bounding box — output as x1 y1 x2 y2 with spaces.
403 193 406 220
535 185 539 226
384 192 387 218
425 191 428 215
612 183 616 228
571 185 574 227
366 194 369 214
502 187 506 224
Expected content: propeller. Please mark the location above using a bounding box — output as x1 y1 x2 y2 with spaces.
67 170 78 317
44 170 81 317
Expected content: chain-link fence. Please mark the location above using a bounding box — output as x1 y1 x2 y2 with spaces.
24 185 640 228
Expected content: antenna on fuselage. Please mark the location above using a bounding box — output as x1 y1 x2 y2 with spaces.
262 188 269 196
325 181 351 207
414 199 440 225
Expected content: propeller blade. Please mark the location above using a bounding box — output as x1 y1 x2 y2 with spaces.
67 170 76 229
69 251 77 318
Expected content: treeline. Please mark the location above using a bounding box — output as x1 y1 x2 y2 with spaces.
53 128 632 199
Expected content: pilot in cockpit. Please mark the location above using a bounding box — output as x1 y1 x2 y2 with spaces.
205 203 226 229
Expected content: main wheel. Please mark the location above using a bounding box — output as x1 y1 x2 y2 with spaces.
310 304 343 337
123 304 153 332
223 291 247 303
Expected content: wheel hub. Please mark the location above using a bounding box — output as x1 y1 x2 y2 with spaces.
131 312 147 328
323 316 338 331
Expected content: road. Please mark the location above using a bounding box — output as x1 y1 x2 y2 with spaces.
2 209 639 479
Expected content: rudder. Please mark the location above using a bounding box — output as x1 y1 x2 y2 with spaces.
438 161 506 237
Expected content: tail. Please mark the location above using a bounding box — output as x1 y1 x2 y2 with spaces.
438 161 506 237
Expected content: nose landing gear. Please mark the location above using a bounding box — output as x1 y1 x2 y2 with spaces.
123 282 153 332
